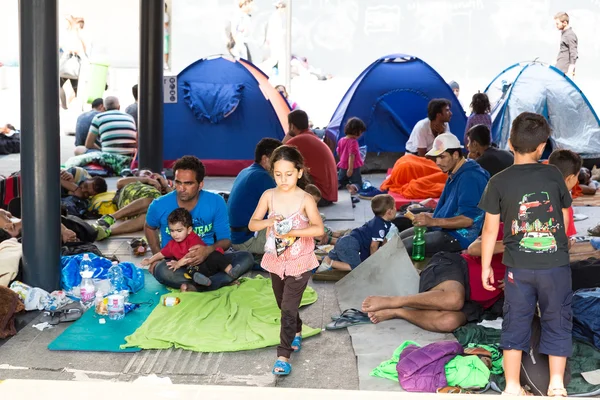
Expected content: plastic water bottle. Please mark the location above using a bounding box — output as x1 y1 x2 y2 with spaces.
79 254 96 306
411 227 426 261
107 261 125 294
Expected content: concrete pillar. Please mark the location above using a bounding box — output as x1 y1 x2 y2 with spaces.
139 0 164 172
18 0 62 291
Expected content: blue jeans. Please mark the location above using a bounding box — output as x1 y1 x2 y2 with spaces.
328 235 362 269
338 168 362 188
152 250 254 292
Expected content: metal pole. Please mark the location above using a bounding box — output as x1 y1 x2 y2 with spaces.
139 0 164 172
18 0 62 292
284 0 292 92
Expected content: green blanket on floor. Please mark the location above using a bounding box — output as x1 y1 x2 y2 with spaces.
454 324 600 395
122 276 320 352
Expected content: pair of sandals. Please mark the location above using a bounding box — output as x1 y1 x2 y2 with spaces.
326 308 371 330
272 335 302 376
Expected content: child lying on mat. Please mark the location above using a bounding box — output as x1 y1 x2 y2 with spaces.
578 167 600 195
141 208 243 286
317 194 396 272
304 184 350 245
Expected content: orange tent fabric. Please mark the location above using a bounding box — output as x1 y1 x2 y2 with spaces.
380 154 447 199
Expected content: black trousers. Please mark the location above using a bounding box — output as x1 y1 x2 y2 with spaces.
187 251 231 277
271 271 311 358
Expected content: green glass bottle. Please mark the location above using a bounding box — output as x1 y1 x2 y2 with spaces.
411 226 426 261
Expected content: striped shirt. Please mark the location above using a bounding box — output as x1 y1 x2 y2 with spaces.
90 110 137 156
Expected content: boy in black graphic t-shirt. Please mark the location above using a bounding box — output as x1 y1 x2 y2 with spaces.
478 112 572 397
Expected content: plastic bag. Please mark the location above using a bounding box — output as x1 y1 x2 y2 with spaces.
60 253 145 293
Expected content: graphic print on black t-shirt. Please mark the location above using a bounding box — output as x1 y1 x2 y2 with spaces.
512 191 560 254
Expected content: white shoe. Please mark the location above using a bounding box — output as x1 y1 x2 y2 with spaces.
316 259 332 273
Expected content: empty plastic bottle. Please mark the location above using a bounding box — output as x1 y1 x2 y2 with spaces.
411 226 426 261
107 261 125 294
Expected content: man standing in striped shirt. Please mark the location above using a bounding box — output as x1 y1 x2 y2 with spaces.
84 96 137 157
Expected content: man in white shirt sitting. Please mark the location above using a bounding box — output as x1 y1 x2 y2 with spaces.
405 99 453 156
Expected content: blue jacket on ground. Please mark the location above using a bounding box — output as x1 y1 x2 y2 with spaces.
146 190 230 247
432 159 490 249
228 163 276 245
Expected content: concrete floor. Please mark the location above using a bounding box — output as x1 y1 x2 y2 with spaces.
0 134 387 389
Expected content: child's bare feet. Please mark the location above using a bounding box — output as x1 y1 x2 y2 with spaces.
346 184 358 195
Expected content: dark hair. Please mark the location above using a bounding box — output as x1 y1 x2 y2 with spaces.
470 93 491 115
91 98 104 109
444 148 464 158
467 124 491 147
579 167 591 184
344 117 366 137
288 109 309 130
509 112 551 154
168 207 193 228
548 149 582 178
427 99 452 121
5 124 16 131
304 184 321 199
173 155 206 183
554 12 569 23
132 84 138 101
254 138 282 163
92 177 107 194
270 145 310 188
0 228 11 243
371 194 395 217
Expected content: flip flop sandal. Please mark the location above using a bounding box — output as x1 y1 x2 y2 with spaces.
436 386 475 394
291 336 302 352
48 303 84 325
330 308 368 321
272 360 291 376
326 313 372 330
547 387 568 397
351 197 360 204
501 387 533 396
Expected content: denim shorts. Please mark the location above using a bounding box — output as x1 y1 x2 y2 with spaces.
501 265 572 357
338 168 362 188
328 235 362 269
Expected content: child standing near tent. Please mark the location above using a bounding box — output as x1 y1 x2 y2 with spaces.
479 112 572 397
337 117 366 195
464 93 492 144
248 145 323 376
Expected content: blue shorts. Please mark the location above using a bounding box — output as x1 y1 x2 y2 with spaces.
328 235 362 269
501 265 573 357
338 168 362 188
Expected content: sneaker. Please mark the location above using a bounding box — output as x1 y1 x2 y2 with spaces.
316 258 332 273
94 225 111 241
96 214 116 228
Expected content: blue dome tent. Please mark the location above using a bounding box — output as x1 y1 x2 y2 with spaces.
159 56 290 176
325 54 466 170
485 61 600 159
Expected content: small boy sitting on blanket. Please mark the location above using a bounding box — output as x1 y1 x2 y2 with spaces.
317 194 396 272
141 208 243 286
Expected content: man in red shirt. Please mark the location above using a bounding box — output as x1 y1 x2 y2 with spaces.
284 110 338 206
361 224 506 333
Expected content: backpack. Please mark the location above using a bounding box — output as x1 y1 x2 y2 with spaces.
520 315 571 395
61 215 98 243
0 172 21 211
571 258 600 291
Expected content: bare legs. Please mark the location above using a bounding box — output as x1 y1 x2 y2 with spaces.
361 280 467 333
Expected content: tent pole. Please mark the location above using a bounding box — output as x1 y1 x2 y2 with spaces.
18 0 62 292
139 0 164 172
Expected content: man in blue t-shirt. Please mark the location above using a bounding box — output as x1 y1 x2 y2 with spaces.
228 138 282 254
145 156 253 292
400 134 490 256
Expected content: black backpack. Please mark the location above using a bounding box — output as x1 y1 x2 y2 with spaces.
520 315 571 395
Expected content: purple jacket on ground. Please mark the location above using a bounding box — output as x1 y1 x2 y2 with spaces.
396 341 464 392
